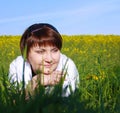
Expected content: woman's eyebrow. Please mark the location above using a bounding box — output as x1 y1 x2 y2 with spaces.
36 48 45 50
52 47 57 49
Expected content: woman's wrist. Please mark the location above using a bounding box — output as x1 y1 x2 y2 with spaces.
41 75 51 86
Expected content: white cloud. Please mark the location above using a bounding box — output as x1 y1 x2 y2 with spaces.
0 0 119 24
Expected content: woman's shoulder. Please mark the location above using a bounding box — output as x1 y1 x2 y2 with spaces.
60 53 79 82
60 53 79 74
10 56 24 65
60 53 75 65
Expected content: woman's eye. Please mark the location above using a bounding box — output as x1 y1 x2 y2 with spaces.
36 50 44 54
52 48 58 52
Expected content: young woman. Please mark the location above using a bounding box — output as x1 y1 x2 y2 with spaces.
9 23 79 97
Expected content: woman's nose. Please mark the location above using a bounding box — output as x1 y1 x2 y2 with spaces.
44 53 53 62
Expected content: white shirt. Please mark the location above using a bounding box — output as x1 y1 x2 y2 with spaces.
9 53 79 96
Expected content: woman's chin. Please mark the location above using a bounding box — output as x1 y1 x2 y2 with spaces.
43 70 52 75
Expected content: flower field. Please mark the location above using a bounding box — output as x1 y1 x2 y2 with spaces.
0 35 120 113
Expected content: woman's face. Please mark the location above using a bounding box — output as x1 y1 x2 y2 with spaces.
28 45 60 75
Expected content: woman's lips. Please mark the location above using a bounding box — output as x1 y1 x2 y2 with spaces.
44 65 52 68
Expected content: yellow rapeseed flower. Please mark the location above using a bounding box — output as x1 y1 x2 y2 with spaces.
92 75 99 80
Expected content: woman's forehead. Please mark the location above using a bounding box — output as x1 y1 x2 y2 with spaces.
32 44 57 48
31 45 58 51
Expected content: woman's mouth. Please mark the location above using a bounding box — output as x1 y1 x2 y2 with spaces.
44 65 52 68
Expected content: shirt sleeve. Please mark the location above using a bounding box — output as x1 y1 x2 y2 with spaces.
62 58 79 96
8 56 24 83
9 59 18 83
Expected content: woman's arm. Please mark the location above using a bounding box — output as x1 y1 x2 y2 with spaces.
30 70 63 90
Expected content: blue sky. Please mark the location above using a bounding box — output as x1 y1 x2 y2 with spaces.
0 0 120 35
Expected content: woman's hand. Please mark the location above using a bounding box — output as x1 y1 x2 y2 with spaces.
46 70 63 85
31 70 63 89
25 70 63 100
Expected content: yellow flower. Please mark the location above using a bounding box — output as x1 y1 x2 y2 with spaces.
92 75 98 80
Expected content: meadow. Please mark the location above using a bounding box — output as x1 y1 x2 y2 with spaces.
0 35 120 113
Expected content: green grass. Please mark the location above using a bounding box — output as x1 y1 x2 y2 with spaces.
0 35 120 113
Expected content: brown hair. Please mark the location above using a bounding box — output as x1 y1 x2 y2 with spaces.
20 23 62 57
